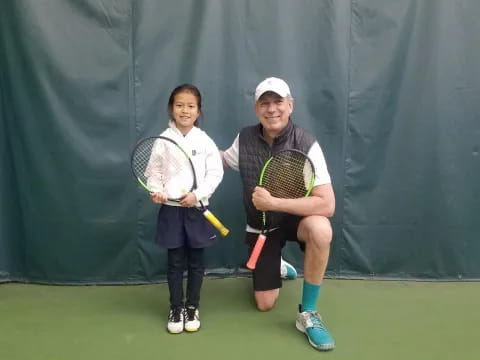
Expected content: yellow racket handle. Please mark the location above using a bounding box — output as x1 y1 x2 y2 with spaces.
202 209 229 237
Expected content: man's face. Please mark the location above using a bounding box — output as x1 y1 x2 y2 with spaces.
255 92 293 136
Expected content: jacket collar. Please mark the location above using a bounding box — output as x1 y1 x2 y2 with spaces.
256 118 294 145
168 120 198 137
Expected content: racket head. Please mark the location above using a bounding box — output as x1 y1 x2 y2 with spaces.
259 149 316 199
131 136 196 200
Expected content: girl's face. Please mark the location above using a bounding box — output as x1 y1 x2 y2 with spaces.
171 91 200 134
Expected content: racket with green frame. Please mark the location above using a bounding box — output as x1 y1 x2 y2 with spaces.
246 149 316 269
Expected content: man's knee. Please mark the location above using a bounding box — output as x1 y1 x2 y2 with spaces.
298 216 332 247
254 289 279 311
256 299 275 312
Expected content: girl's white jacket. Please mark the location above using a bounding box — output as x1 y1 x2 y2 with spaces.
158 121 223 207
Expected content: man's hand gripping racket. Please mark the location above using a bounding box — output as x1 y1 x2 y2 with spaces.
246 149 316 269
131 136 229 236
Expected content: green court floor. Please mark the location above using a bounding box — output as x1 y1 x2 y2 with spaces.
0 278 478 360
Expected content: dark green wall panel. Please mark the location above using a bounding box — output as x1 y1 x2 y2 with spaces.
1 0 479 283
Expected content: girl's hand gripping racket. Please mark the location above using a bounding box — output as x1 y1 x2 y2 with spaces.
246 149 316 269
131 136 229 236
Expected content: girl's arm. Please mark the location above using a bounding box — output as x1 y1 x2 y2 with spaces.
191 137 224 202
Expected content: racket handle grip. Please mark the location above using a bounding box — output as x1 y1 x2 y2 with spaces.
246 234 266 270
203 210 230 237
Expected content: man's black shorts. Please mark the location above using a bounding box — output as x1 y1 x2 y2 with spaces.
245 216 304 291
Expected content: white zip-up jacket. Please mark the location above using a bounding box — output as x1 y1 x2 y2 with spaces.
157 121 223 207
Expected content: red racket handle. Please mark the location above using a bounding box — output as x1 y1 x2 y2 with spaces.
246 234 267 270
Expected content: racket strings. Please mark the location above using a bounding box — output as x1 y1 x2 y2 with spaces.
262 151 314 198
132 138 194 198
132 138 157 183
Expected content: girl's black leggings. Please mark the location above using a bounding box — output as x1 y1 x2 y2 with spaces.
167 246 205 308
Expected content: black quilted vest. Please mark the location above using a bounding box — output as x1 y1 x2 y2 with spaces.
238 119 316 229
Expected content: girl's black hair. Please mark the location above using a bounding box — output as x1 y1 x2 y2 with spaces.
167 83 202 127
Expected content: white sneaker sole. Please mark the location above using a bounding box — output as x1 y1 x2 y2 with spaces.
185 326 200 332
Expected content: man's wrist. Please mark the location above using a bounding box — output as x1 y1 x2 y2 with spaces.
271 197 282 212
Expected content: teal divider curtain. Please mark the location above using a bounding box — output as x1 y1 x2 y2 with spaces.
1 0 479 283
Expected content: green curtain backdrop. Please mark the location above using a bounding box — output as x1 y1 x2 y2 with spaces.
1 0 479 283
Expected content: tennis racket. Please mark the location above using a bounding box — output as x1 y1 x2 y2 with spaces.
131 136 229 236
246 149 316 270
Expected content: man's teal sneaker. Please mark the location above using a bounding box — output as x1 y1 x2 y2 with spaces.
296 305 335 351
280 257 297 280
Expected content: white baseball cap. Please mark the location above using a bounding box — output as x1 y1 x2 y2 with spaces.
254 77 291 101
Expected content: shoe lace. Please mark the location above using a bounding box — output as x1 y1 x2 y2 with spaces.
185 306 197 321
307 311 326 330
169 307 182 322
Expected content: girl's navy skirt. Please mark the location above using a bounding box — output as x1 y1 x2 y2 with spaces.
155 205 217 249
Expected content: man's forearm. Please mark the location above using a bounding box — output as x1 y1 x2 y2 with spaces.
271 196 335 217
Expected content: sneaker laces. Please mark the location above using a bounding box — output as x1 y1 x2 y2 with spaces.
169 307 182 322
306 311 326 330
185 306 197 321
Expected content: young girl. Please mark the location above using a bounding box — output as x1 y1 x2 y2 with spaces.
150 84 223 333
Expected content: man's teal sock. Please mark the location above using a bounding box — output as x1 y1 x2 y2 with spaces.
301 281 321 312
